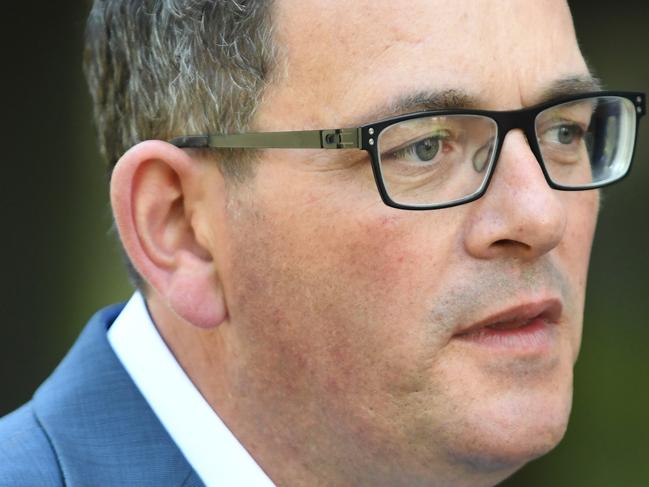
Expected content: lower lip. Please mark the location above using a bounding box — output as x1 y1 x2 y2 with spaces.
453 317 555 353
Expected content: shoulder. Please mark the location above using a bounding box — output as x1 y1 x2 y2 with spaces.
0 402 64 486
17 300 200 485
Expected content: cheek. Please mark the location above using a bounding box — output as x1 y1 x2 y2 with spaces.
556 190 599 353
558 190 599 297
222 194 477 467
224 187 465 396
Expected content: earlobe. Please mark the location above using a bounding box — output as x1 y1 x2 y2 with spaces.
166 251 229 328
110 140 228 329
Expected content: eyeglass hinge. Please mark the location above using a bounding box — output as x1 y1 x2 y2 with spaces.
321 128 360 149
639 95 646 116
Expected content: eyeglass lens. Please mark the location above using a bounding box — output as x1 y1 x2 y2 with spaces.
535 96 635 189
376 96 636 207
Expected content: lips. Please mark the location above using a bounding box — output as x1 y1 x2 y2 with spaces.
452 299 563 352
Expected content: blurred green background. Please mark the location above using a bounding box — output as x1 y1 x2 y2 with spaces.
0 1 646 485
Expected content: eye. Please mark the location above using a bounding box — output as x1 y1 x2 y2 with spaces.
414 137 440 161
546 123 585 146
387 133 450 166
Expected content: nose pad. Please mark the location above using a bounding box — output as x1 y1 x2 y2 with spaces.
463 130 567 261
472 139 495 173
494 129 548 184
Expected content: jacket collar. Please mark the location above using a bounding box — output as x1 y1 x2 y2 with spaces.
33 303 204 486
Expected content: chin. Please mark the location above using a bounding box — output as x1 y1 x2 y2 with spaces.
424 330 577 476
444 387 573 475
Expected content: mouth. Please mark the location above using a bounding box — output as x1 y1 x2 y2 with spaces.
451 299 563 354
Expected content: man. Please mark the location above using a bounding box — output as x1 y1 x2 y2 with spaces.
0 0 644 485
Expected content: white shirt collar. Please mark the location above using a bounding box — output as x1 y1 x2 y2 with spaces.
107 292 276 487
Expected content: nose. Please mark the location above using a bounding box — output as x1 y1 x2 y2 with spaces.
463 130 567 261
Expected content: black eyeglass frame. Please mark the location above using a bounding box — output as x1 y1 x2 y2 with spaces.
170 91 646 210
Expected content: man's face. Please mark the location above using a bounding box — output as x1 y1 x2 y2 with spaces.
207 0 598 484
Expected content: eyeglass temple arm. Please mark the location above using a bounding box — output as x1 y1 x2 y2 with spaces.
169 128 362 150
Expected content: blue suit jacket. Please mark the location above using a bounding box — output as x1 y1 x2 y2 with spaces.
0 304 205 486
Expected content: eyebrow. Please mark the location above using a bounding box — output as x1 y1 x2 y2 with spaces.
535 74 603 104
354 89 480 126
354 74 603 126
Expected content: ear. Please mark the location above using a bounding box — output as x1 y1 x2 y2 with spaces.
110 140 227 329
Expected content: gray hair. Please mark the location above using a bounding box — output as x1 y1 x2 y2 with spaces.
84 0 278 287
84 0 278 178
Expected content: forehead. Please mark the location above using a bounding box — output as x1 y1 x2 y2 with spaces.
261 0 589 128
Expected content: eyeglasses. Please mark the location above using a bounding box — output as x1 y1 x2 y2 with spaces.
170 91 646 210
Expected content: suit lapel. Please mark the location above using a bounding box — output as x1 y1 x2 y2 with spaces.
33 304 205 486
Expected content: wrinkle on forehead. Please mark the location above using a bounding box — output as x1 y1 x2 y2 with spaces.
264 0 585 128
275 0 577 64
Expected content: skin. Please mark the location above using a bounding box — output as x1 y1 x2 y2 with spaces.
111 1 599 485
